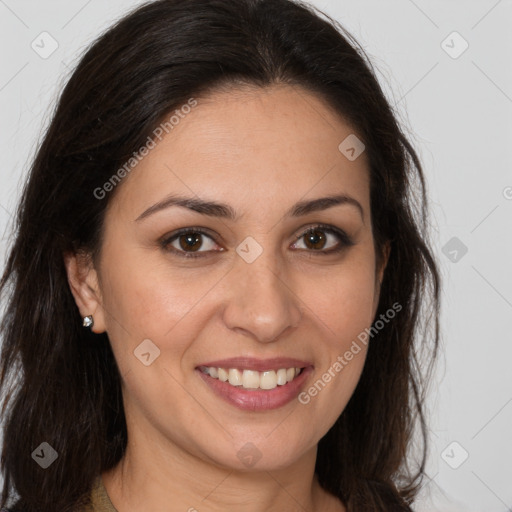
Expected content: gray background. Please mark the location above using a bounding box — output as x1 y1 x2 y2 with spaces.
1 0 511 510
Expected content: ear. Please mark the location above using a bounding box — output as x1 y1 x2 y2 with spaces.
377 240 391 285
372 240 391 317
63 251 107 334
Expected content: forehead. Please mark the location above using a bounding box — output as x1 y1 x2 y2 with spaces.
107 84 370 221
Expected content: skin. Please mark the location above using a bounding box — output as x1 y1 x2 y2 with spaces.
65 83 390 512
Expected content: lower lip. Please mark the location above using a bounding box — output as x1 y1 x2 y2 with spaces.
196 366 313 411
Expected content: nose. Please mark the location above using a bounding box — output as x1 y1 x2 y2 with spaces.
222 251 302 344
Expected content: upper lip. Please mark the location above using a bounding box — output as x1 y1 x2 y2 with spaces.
197 357 313 372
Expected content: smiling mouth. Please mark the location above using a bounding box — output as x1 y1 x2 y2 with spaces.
198 365 304 391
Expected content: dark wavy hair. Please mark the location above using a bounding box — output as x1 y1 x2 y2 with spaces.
0 0 440 510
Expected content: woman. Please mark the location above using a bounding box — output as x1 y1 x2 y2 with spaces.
0 0 440 510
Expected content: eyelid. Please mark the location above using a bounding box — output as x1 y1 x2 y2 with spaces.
159 226 221 259
292 223 354 246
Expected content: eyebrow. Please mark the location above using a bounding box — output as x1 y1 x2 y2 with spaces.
135 193 364 223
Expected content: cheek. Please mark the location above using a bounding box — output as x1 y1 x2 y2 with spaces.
299 252 378 342
99 247 221 338
295 271 374 437
293 251 376 418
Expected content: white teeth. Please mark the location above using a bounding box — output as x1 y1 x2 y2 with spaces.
202 366 303 390
242 370 260 389
228 368 243 386
260 370 277 390
276 368 287 386
218 367 228 382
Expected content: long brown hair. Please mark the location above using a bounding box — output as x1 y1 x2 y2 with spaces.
0 0 440 510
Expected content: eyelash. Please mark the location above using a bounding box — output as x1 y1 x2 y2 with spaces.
160 223 354 260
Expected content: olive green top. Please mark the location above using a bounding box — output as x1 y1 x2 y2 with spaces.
82 476 118 512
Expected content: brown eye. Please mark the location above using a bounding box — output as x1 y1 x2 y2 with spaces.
178 232 203 252
292 224 354 254
303 229 327 250
161 228 221 259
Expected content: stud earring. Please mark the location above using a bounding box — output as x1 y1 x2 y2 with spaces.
83 315 94 329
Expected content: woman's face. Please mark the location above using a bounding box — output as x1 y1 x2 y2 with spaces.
73 84 388 472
